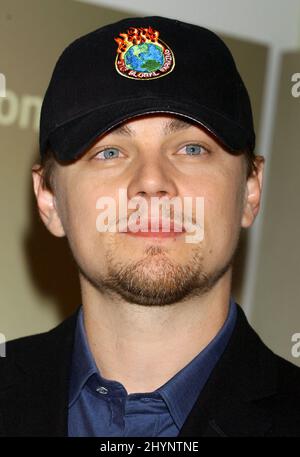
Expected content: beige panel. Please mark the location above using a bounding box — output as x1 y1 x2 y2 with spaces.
0 0 268 340
221 37 268 302
251 51 300 366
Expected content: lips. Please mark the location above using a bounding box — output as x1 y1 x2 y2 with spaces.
125 219 186 237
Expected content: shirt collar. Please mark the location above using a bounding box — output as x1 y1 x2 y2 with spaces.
68 309 98 407
157 296 237 429
69 296 237 429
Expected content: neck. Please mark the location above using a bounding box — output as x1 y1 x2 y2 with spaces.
80 268 232 394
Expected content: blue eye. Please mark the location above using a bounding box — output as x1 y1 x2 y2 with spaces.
183 144 206 155
96 148 120 160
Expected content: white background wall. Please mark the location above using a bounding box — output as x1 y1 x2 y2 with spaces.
79 0 300 49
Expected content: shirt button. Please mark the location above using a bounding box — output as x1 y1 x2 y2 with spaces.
96 386 108 395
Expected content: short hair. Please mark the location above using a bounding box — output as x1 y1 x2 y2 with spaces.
34 148 57 192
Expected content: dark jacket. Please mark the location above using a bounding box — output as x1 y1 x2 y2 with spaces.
1 305 300 437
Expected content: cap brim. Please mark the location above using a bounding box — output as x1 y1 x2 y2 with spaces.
43 97 253 161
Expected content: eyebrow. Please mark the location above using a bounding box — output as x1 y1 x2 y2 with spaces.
110 117 194 137
163 118 194 135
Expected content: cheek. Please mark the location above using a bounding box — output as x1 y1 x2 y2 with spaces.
198 172 244 247
59 179 108 246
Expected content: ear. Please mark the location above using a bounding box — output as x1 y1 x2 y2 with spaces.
32 164 65 237
241 155 265 228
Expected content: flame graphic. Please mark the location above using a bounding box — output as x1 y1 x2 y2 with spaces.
114 26 163 57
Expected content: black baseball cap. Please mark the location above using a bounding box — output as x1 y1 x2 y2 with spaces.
39 16 256 161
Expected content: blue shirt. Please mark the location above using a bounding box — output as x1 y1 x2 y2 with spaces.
68 297 237 437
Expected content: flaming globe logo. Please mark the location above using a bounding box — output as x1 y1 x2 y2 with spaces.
114 26 175 80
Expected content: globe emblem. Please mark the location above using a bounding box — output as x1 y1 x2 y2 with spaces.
124 43 165 73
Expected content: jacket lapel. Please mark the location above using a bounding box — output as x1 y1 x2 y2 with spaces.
0 309 79 436
178 305 277 437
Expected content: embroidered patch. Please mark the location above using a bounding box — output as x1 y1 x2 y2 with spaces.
114 26 175 80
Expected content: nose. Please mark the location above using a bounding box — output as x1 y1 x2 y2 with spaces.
127 155 178 203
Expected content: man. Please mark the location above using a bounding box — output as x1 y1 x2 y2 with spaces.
1 16 300 437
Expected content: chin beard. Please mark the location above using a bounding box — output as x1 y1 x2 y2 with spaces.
79 244 233 307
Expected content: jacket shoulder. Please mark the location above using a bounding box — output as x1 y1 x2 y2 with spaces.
0 309 79 384
263 354 300 436
275 352 300 388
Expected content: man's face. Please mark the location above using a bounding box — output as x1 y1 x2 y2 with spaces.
40 114 261 306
